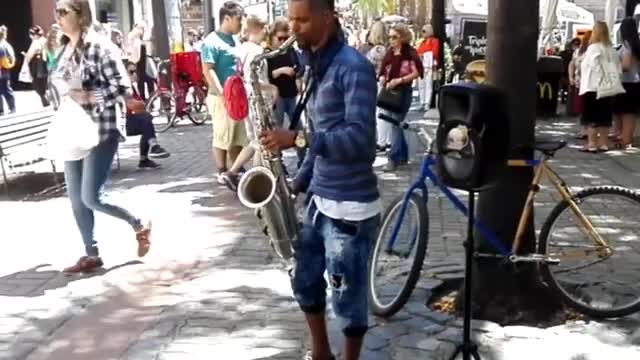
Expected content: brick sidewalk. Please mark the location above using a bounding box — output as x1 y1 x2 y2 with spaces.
0 107 639 359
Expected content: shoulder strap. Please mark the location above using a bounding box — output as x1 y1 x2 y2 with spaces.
288 41 344 130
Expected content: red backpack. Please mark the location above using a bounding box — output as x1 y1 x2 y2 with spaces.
223 60 248 121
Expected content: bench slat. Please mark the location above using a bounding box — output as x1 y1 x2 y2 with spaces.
0 121 50 140
1 132 49 155
0 111 53 129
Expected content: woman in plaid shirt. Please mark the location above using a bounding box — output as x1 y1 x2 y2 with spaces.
52 0 151 275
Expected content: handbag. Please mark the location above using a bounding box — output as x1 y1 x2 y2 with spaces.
377 87 405 113
47 96 99 161
18 60 32 83
596 44 625 99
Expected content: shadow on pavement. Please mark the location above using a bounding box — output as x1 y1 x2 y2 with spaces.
0 261 143 297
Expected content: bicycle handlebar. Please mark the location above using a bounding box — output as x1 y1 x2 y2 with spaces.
378 112 433 151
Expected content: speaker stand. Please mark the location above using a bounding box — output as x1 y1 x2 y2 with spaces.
448 191 481 360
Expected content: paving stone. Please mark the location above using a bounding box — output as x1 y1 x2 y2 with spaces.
0 342 37 360
396 333 441 351
435 328 463 343
392 346 437 359
415 278 444 291
368 323 410 341
631 328 640 345
364 332 389 351
422 311 453 325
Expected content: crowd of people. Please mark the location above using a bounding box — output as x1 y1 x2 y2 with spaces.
566 19 640 152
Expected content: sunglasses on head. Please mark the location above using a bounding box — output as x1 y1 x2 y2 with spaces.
389 35 399 39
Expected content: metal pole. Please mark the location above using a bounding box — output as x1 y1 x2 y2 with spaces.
203 0 214 33
152 0 171 59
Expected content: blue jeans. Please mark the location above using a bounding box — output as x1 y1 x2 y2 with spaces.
64 138 141 257
126 112 157 158
273 97 297 128
388 85 413 165
0 77 15 114
290 199 380 336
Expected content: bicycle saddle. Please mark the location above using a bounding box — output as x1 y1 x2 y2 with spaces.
534 139 567 156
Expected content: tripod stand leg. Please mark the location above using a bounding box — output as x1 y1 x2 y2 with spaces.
448 192 482 360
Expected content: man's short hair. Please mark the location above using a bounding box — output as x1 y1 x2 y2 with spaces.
290 0 334 12
219 1 244 22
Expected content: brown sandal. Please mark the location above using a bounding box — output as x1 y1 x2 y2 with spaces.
136 221 152 257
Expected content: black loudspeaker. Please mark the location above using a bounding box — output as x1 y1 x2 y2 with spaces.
435 83 510 191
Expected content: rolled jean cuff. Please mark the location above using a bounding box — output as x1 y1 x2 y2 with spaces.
299 303 325 314
343 326 368 337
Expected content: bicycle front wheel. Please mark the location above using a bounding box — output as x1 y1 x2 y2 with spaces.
145 91 176 133
368 193 428 318
539 186 640 318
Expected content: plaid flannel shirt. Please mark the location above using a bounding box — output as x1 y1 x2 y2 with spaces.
53 31 131 143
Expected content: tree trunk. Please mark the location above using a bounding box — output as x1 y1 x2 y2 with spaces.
416 0 428 29
152 0 170 59
430 0 445 71
627 0 639 16
465 0 563 324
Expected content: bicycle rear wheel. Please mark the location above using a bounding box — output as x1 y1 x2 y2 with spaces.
368 193 428 318
145 91 175 133
539 186 640 318
188 86 208 125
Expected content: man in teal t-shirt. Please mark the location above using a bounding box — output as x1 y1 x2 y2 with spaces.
201 31 237 89
201 1 246 184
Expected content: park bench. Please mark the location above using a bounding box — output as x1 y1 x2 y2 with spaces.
0 110 58 195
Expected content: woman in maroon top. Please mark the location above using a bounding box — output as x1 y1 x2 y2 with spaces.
379 24 423 172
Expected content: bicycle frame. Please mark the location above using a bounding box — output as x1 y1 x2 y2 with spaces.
386 153 610 262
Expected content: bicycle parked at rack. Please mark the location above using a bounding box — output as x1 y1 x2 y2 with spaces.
369 116 640 319
145 58 208 133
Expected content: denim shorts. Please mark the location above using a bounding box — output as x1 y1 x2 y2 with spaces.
290 199 380 337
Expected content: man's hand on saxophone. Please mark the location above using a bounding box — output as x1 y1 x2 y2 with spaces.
259 128 296 152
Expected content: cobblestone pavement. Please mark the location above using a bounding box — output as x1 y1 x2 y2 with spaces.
0 104 639 359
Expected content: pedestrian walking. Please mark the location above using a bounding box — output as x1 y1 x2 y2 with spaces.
0 25 16 115
23 26 50 107
612 17 640 150
51 0 151 275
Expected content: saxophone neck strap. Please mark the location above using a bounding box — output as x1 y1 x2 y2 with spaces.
288 37 344 131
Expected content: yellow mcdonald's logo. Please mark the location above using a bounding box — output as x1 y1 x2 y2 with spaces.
537 82 553 100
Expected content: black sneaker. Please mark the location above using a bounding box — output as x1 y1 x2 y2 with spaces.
221 172 240 192
149 145 170 159
139 159 160 169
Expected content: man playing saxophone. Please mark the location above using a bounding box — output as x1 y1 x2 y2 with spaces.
259 0 380 358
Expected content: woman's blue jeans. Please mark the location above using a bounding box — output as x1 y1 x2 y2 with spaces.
64 137 141 257
388 85 413 165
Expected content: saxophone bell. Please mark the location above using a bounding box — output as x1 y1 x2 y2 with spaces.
237 166 277 209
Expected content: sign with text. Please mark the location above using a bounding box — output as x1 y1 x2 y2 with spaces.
461 19 487 61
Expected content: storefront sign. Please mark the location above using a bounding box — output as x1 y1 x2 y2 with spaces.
537 82 553 100
461 19 487 60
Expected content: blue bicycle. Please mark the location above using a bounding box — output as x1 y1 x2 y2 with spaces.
368 119 640 318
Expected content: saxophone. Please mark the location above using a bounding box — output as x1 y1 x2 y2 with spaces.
237 36 298 259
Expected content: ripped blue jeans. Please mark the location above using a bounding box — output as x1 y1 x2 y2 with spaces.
290 198 380 337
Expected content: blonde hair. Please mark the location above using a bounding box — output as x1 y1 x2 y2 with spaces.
590 21 611 46
368 21 386 47
391 23 412 44
0 26 6 41
246 15 267 32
